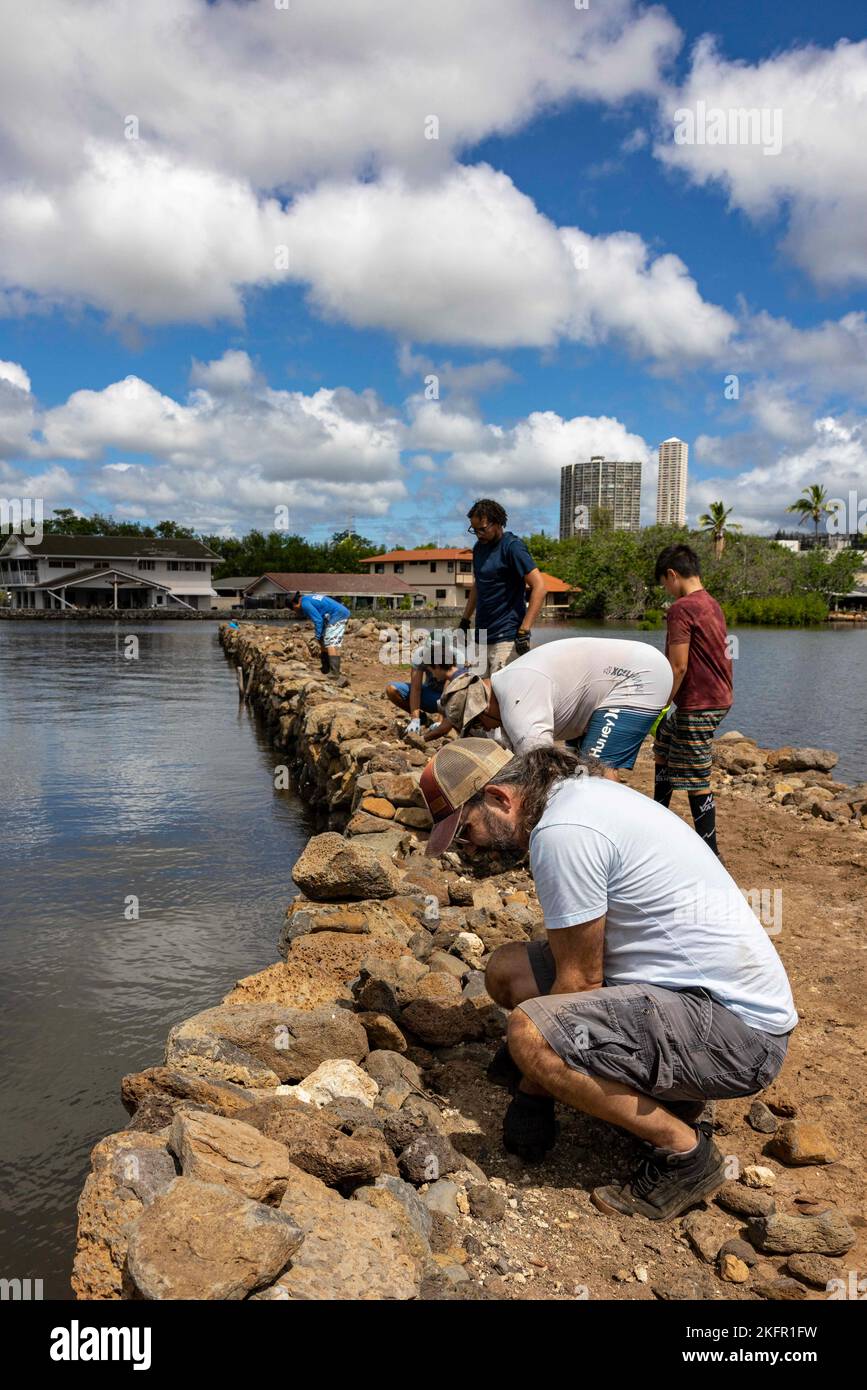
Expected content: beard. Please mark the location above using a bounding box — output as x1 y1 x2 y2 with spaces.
475 804 524 855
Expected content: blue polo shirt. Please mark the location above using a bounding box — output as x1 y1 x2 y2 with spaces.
299 593 350 640
472 531 537 643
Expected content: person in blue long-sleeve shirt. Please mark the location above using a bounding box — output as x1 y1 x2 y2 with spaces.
289 590 351 680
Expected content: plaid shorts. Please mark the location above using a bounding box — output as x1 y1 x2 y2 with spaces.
653 707 729 792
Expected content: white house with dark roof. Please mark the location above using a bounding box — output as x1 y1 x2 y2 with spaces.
0 535 220 611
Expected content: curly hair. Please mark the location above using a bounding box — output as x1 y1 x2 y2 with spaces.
467 498 507 527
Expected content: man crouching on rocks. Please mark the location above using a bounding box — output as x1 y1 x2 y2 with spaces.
419 740 798 1222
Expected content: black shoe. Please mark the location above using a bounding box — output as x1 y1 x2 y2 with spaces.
502 1091 559 1163
591 1126 726 1221
486 1042 522 1094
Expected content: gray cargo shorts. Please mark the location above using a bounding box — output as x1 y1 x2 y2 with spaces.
518 941 790 1103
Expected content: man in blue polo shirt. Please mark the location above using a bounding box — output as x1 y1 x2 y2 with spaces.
289 590 351 681
458 499 547 676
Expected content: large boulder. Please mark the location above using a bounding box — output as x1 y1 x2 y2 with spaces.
767 746 839 774
169 1110 294 1204
292 832 403 900
352 954 429 1018
223 958 353 1010
284 1058 379 1109
401 997 487 1046
126 1177 303 1300
166 1002 368 1085
120 1066 259 1131
72 1132 178 1300
266 1165 423 1299
237 1095 385 1185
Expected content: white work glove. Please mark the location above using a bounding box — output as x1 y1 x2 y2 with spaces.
406 717 422 735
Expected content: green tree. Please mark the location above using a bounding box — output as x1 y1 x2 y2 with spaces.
698 501 741 558
786 484 840 542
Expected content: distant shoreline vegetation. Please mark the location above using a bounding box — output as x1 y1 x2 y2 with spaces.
527 526 863 626
23 510 864 627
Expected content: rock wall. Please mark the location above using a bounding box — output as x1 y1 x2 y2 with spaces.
71 621 861 1302
71 619 544 1301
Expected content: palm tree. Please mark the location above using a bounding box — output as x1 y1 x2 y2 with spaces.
787 484 840 544
698 501 742 558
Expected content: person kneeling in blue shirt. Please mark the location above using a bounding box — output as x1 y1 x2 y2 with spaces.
290 590 351 681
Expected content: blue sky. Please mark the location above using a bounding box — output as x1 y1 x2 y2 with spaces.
1 0 865 548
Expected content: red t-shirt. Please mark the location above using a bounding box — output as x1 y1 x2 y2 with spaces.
665 588 733 710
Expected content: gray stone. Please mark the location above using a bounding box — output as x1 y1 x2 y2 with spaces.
274 1165 423 1299
747 1210 856 1256
769 746 839 774
424 1179 461 1219
109 1146 177 1207
126 1177 303 1300
373 1174 434 1240
747 1100 778 1134
752 1277 809 1301
400 997 487 1046
400 1133 460 1185
718 1237 758 1267
353 956 429 1018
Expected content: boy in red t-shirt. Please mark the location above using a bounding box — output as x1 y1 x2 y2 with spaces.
653 544 733 856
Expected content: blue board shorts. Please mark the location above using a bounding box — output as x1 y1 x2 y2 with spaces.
574 705 662 769
390 679 443 713
322 618 348 647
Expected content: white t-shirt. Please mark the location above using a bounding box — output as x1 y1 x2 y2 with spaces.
529 776 798 1035
490 638 672 755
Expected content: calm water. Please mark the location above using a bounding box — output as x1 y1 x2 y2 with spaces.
1 617 865 1299
0 622 314 1298
536 621 867 784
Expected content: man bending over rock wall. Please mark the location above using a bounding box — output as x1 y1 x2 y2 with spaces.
418 740 798 1222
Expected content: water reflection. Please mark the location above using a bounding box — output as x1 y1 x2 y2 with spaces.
0 622 313 1297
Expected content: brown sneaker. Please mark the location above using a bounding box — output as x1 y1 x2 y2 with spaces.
591 1128 726 1221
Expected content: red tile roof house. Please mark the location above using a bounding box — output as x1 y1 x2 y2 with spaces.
242 571 420 611
359 549 578 612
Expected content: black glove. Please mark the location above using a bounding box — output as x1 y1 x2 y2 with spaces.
502 1091 558 1163
514 628 531 656
457 617 471 634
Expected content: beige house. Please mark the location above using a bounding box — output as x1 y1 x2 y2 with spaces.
360 549 578 612
360 549 475 607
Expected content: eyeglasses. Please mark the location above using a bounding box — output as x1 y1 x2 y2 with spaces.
467 522 493 534
453 805 479 849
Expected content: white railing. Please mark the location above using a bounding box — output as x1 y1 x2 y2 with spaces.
0 570 38 585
